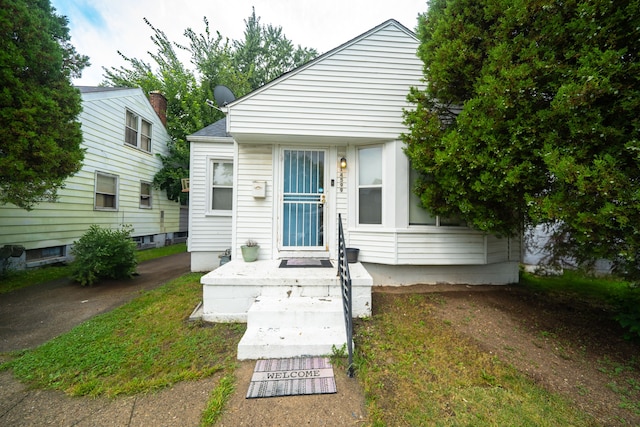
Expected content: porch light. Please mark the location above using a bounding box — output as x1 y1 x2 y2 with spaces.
340 157 347 169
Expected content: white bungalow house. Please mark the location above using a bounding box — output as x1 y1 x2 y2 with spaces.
187 20 520 359
0 87 185 270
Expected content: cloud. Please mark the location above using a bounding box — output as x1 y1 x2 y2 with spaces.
51 0 428 85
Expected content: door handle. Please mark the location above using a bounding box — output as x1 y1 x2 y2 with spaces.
320 194 326 204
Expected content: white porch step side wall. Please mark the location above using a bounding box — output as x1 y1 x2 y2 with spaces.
201 260 372 323
188 140 233 272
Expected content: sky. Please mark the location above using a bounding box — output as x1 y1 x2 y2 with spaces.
50 0 428 86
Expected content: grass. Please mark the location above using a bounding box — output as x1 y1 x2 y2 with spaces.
354 292 596 426
519 268 634 307
0 243 186 294
200 374 237 426
2 263 636 425
0 272 244 399
521 268 640 341
0 263 72 294
136 242 187 263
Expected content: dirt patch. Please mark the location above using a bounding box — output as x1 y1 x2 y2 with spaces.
376 284 640 426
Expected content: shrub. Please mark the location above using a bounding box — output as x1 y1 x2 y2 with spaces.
71 225 138 286
615 285 640 341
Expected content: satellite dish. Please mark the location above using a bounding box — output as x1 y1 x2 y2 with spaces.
213 85 236 107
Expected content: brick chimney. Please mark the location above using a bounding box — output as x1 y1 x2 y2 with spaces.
148 91 167 127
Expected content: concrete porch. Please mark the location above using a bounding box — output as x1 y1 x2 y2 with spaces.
200 259 373 359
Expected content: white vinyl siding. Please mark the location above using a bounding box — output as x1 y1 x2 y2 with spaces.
234 144 274 260
0 88 180 253
227 22 424 143
349 229 518 265
188 140 234 252
487 234 521 264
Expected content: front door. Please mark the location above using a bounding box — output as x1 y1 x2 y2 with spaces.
281 149 326 249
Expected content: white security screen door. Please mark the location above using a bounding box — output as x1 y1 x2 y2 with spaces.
282 149 326 248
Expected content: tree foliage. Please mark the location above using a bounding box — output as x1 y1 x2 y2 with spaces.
102 8 318 205
403 0 640 279
0 0 89 210
233 8 319 90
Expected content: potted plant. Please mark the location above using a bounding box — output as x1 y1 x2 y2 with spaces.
241 239 260 262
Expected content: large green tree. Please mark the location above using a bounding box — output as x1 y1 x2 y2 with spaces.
102 9 317 205
0 0 89 210
403 0 640 279
233 8 318 90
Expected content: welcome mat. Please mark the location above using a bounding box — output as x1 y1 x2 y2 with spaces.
279 259 333 268
246 357 337 399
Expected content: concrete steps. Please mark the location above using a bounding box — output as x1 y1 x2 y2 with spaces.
200 260 372 323
237 296 348 360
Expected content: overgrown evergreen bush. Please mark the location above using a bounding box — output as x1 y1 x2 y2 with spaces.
616 286 640 341
71 225 138 286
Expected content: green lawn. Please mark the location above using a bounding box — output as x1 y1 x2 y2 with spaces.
2 265 636 426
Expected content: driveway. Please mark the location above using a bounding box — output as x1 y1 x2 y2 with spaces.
0 252 191 352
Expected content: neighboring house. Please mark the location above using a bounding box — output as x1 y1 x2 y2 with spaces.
188 20 520 359
0 87 184 270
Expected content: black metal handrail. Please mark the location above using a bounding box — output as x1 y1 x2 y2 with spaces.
337 213 354 377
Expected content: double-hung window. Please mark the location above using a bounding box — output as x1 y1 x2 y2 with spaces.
140 181 152 208
95 172 118 210
210 160 233 212
125 110 152 152
358 146 383 225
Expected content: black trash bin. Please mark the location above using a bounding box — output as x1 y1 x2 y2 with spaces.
346 248 359 263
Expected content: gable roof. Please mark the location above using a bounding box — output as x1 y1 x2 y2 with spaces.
227 19 417 108
225 19 424 143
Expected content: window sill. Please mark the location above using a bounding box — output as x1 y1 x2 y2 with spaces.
205 211 232 217
124 143 152 155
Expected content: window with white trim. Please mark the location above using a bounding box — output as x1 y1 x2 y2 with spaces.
210 160 233 211
125 110 152 152
95 172 118 210
140 181 152 208
409 166 465 226
358 146 382 225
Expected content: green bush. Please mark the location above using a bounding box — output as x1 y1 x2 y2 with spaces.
616 286 640 341
71 225 138 286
